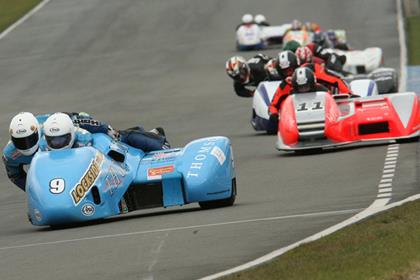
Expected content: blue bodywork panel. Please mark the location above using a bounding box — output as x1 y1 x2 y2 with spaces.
26 134 235 226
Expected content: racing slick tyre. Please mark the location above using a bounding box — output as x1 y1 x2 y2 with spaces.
199 178 236 209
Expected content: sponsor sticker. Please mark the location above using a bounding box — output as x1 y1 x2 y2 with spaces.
104 166 126 195
16 128 27 135
81 203 95 216
147 165 174 180
211 146 226 166
70 152 104 205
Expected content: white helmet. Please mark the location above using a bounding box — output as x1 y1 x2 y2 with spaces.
254 14 266 24
43 113 75 150
241 14 253 24
9 112 40 156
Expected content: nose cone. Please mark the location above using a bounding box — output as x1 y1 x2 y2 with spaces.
26 147 104 226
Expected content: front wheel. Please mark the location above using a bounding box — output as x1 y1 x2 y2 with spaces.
199 178 237 209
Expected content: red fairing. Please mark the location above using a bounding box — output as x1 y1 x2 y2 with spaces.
406 95 420 134
326 96 420 141
324 94 341 141
279 96 299 145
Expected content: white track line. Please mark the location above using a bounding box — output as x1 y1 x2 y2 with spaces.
0 0 51 41
200 143 403 280
0 208 360 251
397 0 407 91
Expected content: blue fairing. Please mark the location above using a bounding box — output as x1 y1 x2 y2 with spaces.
26 134 235 226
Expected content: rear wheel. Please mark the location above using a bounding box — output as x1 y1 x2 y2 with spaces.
199 178 237 209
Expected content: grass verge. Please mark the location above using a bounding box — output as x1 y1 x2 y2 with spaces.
407 15 420 65
223 200 420 280
0 0 42 33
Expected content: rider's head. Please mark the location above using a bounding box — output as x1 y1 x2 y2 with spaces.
254 14 266 25
326 30 338 45
43 113 76 150
225 56 251 84
9 112 40 156
313 31 327 47
283 40 301 53
277 51 300 77
295 46 313 65
241 14 253 24
292 67 317 93
291 19 302 30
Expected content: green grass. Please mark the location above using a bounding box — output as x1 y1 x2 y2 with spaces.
224 200 420 280
0 0 42 33
407 16 420 65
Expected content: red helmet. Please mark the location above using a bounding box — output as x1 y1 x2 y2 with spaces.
295 46 313 65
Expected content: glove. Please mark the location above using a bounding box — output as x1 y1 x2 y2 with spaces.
269 112 278 123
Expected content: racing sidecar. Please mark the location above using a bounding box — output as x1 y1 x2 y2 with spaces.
26 134 236 226
277 91 420 151
251 79 380 134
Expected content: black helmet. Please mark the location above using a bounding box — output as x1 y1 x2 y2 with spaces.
277 51 299 77
292 67 316 93
313 31 327 47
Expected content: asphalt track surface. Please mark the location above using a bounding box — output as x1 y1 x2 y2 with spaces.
0 1 418 279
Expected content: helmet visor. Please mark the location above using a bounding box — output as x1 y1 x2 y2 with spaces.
46 133 72 150
11 132 39 151
235 65 249 83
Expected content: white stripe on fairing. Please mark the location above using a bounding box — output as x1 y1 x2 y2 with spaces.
0 0 51 41
379 183 393 188
384 161 397 165
384 164 397 169
382 173 395 178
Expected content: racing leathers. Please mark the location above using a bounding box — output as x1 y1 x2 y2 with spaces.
2 113 97 191
302 63 351 94
3 113 169 191
307 43 347 73
233 54 271 97
269 81 329 117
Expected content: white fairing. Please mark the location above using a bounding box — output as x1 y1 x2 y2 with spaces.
260 24 292 41
253 81 282 120
349 79 378 97
236 24 263 46
322 47 383 74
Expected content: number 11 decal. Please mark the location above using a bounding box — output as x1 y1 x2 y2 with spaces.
296 101 324 111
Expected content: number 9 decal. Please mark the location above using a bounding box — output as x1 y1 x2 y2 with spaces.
50 178 65 194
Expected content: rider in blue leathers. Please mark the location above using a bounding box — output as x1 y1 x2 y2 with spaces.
3 112 170 191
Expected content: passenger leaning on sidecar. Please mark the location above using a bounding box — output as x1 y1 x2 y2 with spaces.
3 112 170 191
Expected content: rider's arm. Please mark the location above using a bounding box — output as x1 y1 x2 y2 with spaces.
269 81 292 115
73 128 93 148
2 146 27 191
233 82 254 97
